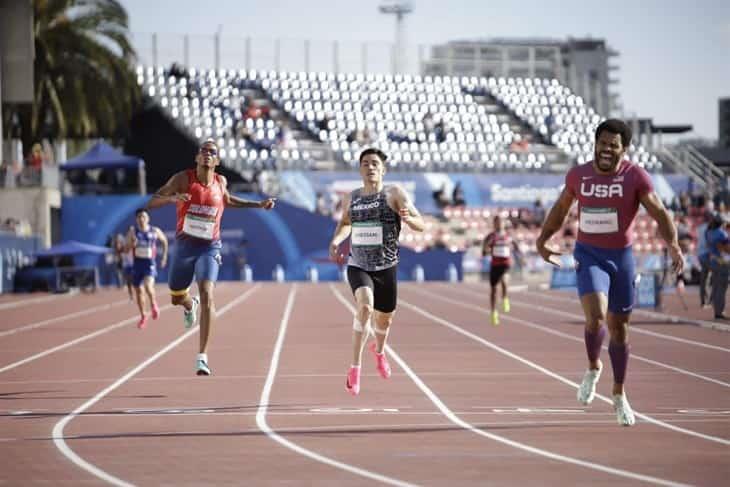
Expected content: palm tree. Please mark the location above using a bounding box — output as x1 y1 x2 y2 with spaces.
4 0 140 152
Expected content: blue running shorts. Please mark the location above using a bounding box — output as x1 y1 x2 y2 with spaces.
574 241 636 314
168 238 223 295
132 259 156 287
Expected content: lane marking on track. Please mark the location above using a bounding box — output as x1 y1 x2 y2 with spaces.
0 291 78 310
517 288 730 350
51 284 261 487
0 303 174 374
255 285 419 487
401 286 730 447
3 369 728 386
428 285 730 388
0 299 130 338
331 285 691 487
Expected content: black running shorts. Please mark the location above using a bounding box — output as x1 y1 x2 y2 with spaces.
489 264 510 286
347 265 398 313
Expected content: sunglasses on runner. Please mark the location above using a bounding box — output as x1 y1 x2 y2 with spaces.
199 147 218 156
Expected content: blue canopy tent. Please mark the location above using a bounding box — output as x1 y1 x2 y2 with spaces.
60 142 147 194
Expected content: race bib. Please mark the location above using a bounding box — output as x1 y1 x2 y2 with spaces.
580 207 619 234
183 213 215 240
493 244 510 258
351 222 383 246
134 246 153 259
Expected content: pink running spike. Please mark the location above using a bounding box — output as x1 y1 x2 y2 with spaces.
137 315 148 329
151 303 160 320
369 342 391 379
345 366 360 395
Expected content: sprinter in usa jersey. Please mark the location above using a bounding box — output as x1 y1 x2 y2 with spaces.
536 119 683 426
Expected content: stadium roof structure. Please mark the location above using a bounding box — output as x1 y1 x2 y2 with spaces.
651 124 693 134
60 142 147 194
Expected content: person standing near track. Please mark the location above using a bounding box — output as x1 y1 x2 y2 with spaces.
536 119 683 426
707 214 730 320
146 139 276 375
329 148 425 395
127 209 168 329
482 214 521 325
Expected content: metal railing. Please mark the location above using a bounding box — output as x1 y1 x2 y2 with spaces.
656 145 725 191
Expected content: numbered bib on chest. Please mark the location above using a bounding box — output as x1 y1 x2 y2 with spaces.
351 222 383 246
579 207 619 234
183 214 215 240
134 246 153 259
493 244 510 258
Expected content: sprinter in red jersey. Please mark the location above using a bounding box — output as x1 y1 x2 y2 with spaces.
146 139 275 375
482 214 521 326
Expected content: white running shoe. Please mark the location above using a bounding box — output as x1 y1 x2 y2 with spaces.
196 357 211 376
184 296 200 329
577 363 602 405
612 394 636 426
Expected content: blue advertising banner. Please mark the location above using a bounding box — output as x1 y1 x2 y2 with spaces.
61 194 462 284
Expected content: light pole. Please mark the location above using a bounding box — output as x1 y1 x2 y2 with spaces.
379 1 413 74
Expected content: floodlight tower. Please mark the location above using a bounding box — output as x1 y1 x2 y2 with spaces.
379 1 413 74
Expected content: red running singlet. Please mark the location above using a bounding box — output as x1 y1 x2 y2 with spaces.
175 169 226 241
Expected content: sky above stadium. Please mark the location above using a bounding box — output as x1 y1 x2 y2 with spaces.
122 0 729 141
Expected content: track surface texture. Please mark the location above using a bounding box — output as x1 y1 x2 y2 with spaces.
1 283 728 486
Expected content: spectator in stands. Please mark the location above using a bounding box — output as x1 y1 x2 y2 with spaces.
679 191 692 216
533 198 546 227
434 118 448 143
432 183 450 209
707 214 730 320
675 216 694 244
536 118 683 426
545 112 556 142
276 122 296 150
452 182 466 207
317 113 333 132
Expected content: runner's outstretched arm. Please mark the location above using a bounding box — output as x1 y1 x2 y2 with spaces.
220 175 276 209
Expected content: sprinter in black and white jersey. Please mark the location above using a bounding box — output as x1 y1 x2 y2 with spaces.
329 148 425 395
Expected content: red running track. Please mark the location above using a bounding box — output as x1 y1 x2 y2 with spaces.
0 282 728 486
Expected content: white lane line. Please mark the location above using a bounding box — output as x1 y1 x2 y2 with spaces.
51 284 261 487
0 299 129 338
330 285 690 487
0 291 78 310
401 286 730 446
438 285 730 388
524 288 730 350
255 285 418 487
3 369 729 386
0 303 174 374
